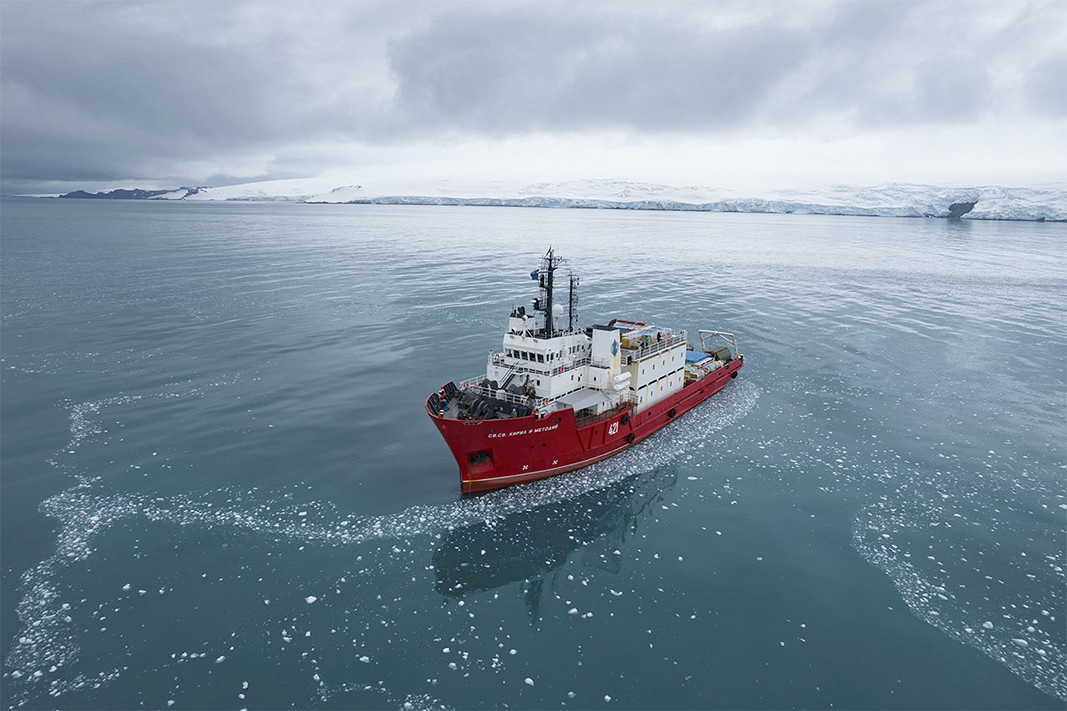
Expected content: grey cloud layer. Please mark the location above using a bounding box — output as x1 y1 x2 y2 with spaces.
1 0 1062 190
389 2 1061 134
389 10 811 133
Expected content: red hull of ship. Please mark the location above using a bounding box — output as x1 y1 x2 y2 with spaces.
427 358 743 493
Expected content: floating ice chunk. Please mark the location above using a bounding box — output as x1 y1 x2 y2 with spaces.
242 681 248 689
605 695 612 702
448 662 457 670
509 649 517 655
983 621 993 629
305 596 317 604
167 701 174 707
1012 639 1028 647
216 655 226 663
568 692 576 698
568 608 578 615
525 677 534 686
122 583 131 591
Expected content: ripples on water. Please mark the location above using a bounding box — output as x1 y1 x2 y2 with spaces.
1 201 1063 708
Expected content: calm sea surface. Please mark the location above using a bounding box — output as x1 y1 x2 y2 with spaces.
1 199 1064 709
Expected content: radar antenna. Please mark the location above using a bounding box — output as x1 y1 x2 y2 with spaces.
529 247 563 338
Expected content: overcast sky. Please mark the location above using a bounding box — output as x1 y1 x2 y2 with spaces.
1 0 1064 195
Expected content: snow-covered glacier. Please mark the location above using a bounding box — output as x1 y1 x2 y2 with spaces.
51 178 1066 221
303 180 1066 221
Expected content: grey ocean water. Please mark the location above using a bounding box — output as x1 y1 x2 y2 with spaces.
1 198 1064 709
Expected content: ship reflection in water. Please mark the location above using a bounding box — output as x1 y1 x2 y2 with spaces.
432 466 678 618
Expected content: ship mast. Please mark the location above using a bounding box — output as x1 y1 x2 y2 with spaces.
567 272 579 332
530 248 563 338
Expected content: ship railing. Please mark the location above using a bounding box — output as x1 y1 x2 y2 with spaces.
489 353 551 376
622 331 687 361
458 376 539 407
489 353 591 378
561 356 591 373
458 373 636 417
697 330 741 360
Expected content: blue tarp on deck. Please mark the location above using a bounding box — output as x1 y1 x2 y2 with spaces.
685 350 712 364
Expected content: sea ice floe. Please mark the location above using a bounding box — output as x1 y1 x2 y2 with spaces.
6 380 763 708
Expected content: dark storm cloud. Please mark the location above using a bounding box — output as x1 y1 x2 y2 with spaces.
0 0 394 190
0 0 1062 192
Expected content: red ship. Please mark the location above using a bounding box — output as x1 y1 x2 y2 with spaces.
426 249 743 493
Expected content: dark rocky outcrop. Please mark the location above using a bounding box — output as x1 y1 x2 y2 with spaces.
60 188 171 199
947 201 977 218
59 187 204 199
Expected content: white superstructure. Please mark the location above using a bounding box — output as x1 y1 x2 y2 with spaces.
446 249 698 424
479 315 689 419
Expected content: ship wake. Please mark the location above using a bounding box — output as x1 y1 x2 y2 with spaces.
4 379 759 706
